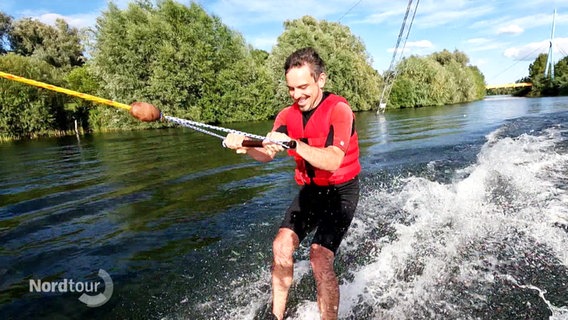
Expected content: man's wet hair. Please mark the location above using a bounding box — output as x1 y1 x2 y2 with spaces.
284 47 326 81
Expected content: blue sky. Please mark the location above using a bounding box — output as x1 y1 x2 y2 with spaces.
2 0 568 85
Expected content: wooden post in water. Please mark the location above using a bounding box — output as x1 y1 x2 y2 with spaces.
74 119 79 135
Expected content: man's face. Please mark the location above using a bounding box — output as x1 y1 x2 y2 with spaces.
285 64 326 112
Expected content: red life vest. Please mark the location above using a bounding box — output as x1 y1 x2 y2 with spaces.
286 94 361 186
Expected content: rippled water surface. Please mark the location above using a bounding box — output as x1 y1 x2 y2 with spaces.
1 96 568 319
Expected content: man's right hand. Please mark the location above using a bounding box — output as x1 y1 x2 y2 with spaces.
223 133 248 154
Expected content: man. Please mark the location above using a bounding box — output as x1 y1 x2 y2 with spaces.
223 47 360 320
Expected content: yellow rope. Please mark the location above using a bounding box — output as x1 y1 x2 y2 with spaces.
0 71 131 111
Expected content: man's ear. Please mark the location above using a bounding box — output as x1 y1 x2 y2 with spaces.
317 72 327 89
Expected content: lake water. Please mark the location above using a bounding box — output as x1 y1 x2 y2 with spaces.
1 96 568 319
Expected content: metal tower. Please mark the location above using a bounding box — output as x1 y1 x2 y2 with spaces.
544 9 556 80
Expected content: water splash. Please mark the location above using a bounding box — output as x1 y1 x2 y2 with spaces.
334 126 568 319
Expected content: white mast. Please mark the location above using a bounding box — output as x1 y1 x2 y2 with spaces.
544 9 556 80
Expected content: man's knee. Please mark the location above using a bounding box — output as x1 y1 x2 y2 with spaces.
273 228 299 267
309 244 335 273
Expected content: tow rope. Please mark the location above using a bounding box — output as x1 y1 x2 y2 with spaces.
0 71 294 149
164 115 294 149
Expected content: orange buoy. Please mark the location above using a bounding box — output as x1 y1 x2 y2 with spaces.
129 102 161 122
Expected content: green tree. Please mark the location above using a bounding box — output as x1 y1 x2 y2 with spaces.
65 65 101 132
390 56 448 107
267 15 382 112
553 56 568 95
0 54 68 139
529 53 548 80
527 53 551 96
469 65 486 99
90 0 274 130
447 60 472 102
252 48 269 64
389 50 485 108
430 49 469 67
7 17 84 69
430 49 483 102
525 53 568 96
430 49 452 66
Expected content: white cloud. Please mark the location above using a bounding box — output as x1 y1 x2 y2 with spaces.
387 40 434 57
465 37 508 53
504 37 568 61
471 11 565 35
34 13 99 29
469 43 506 52
503 47 522 59
207 0 342 26
405 40 434 48
251 36 277 50
356 10 403 24
13 1 128 29
493 12 563 32
471 58 490 69
497 24 524 35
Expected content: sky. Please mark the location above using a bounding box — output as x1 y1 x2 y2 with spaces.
1 0 568 86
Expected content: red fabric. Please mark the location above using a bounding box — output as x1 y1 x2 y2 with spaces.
273 94 361 186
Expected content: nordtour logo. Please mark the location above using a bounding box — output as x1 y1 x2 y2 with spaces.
29 269 113 307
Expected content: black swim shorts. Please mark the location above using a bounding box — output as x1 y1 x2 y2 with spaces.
280 176 359 254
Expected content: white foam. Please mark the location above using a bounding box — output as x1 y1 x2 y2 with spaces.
287 301 320 320
334 126 568 319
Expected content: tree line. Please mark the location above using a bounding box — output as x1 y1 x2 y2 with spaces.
523 53 568 96
0 0 486 141
487 53 568 96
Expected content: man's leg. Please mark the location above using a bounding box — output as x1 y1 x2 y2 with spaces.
272 228 300 320
310 244 339 320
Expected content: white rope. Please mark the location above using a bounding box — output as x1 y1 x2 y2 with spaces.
163 115 291 148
